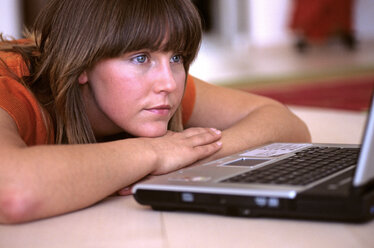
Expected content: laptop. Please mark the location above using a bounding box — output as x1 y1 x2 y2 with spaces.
132 95 374 223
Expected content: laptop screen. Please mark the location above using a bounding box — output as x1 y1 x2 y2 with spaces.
353 93 374 187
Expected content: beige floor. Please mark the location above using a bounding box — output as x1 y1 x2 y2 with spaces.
190 36 374 89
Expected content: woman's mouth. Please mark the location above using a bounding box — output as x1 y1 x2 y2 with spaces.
145 105 172 116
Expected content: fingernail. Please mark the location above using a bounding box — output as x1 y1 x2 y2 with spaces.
118 187 130 195
211 128 221 135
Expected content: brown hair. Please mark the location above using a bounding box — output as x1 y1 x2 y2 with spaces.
1 0 202 144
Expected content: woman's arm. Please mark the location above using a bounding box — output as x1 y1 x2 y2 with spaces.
0 108 222 224
185 77 311 161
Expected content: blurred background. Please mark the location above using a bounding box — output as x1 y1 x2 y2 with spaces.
1 0 374 111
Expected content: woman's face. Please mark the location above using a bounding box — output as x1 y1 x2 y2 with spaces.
79 50 186 138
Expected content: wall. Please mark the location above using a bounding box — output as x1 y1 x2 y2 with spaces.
215 0 374 47
1 0 374 45
248 0 293 47
0 0 22 38
355 0 374 41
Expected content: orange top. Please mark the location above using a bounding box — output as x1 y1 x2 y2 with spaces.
182 75 196 125
0 50 52 146
0 49 196 146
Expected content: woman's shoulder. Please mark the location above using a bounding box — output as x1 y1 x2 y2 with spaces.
0 76 53 146
0 52 52 146
0 38 33 78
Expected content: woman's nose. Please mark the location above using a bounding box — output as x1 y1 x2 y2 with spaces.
153 63 177 94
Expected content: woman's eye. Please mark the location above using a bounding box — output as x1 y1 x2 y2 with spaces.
132 55 147 64
170 55 183 63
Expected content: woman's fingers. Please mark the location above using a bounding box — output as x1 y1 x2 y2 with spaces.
185 128 222 147
180 127 221 138
149 127 222 175
192 139 222 161
117 186 132 196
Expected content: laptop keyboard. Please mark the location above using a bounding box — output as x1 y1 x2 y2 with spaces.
222 147 360 186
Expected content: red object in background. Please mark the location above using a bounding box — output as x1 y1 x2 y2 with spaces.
248 77 374 112
289 0 354 43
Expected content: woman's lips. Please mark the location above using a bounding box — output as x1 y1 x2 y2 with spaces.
145 105 171 116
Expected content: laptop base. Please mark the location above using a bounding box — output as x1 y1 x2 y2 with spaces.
135 188 374 223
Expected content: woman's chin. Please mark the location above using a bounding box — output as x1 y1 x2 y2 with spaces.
131 125 169 138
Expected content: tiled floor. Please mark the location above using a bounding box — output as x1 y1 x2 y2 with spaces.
190 36 374 89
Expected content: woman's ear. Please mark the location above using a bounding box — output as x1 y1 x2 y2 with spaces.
78 71 88 85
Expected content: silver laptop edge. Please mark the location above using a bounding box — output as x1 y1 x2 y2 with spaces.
354 95 374 186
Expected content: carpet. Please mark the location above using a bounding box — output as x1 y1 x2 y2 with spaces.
247 76 374 111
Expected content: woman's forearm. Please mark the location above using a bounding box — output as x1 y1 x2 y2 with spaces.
0 128 222 224
203 103 311 161
0 139 156 223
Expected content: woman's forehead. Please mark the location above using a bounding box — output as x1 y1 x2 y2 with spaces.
121 28 187 53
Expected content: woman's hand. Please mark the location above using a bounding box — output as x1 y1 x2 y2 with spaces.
146 127 222 175
117 127 222 196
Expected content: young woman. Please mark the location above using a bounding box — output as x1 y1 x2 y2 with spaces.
0 0 310 224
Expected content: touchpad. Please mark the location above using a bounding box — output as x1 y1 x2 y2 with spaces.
224 158 269 166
